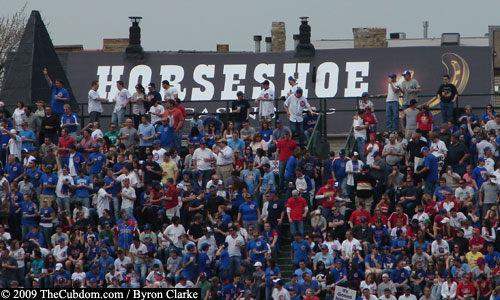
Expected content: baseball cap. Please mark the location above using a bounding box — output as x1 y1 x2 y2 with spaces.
353 151 359 157
288 76 296 81
236 91 244 96
262 80 270 85
402 70 411 76
199 272 207 278
327 179 335 185
388 73 397 78
202 243 210 250
296 88 303 94
245 290 252 295
440 208 447 214
382 273 389 278
148 83 156 88
410 99 418 105
56 263 63 270
436 235 442 240
373 151 380 157
361 92 369 98
157 209 165 215
144 234 151 239
315 210 321 215
93 143 101 148
276 119 282 124
254 262 263 267
45 164 53 169
420 146 429 154
478 157 486 162
290 273 298 278
91 263 98 269
441 217 450 224
124 276 131 282
153 140 160 145
144 224 151 230
339 149 346 156
58 237 65 242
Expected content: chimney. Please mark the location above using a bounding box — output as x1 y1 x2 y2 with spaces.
295 17 315 58
293 34 300 49
423 21 429 39
271 22 286 52
217 44 229 52
254 35 262 53
126 16 144 60
265 37 272 52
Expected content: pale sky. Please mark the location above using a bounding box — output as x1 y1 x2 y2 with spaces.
3 0 500 51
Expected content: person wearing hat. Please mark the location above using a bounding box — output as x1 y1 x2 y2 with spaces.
232 91 250 130
472 157 488 191
352 108 368 162
399 70 421 110
256 80 275 123
287 189 308 237
437 74 458 124
315 179 337 220
359 92 375 113
376 73 401 132
272 278 289 300
287 76 299 97
345 151 364 199
284 87 316 149
53 262 71 288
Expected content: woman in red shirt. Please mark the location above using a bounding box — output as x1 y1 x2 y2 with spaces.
232 149 244 172
370 207 388 226
421 194 437 216
417 105 433 140
375 194 391 217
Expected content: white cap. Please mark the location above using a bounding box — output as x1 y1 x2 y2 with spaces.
253 262 262 267
56 263 63 270
315 210 321 215
10 129 16 135
382 273 389 278
353 152 359 156
441 217 450 224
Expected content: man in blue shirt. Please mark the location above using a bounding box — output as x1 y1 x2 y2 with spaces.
181 243 197 281
419 147 438 196
104 168 120 221
433 178 453 202
20 194 37 238
60 105 80 139
64 145 85 176
156 118 175 150
228 132 245 154
246 231 268 266
390 261 409 294
4 154 23 183
472 158 488 191
294 260 313 284
485 243 500 268
40 164 58 207
260 164 275 195
291 233 311 267
331 149 350 196
26 225 46 248
88 144 106 177
138 115 156 160
241 163 262 203
74 168 93 208
86 264 105 287
19 122 37 151
43 68 70 116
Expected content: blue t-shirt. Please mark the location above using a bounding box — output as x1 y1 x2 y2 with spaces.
104 176 120 197
365 254 383 268
74 176 92 198
5 162 23 183
19 129 36 150
261 129 273 142
285 155 298 178
423 154 438 182
138 123 156 147
51 84 70 115
26 168 43 188
41 173 58 195
265 266 281 286
228 138 245 154
219 249 230 270
238 201 259 221
292 240 311 265
373 227 389 244
86 245 100 261
39 207 55 226
8 191 23 214
116 223 134 249
472 166 488 190
246 238 267 263
332 158 349 182
188 132 205 145
241 169 261 193
485 251 500 268
26 231 45 248
391 238 407 255
181 253 196 280
197 252 212 278
434 186 453 202
98 255 114 270
65 152 85 172
61 113 80 133
88 153 106 175
261 171 275 192
390 268 409 284
20 200 36 225
85 270 104 284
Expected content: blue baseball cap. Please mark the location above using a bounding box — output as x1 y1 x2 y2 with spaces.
420 146 429 154
361 92 369 98
402 70 411 76
388 73 397 78
93 143 101 148
288 76 296 81
478 157 486 162
296 88 303 94
276 119 282 124
144 224 151 230
91 263 99 269
157 209 165 215
153 140 160 145
339 149 346 156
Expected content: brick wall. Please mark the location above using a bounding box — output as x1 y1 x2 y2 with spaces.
103 39 129 52
353 28 387 48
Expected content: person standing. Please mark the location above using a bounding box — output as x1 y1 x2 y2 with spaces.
437 74 458 124
162 100 184 153
353 109 368 162
383 74 401 132
400 70 422 109
111 81 132 127
256 80 275 123
275 131 297 192
284 88 316 149
162 80 179 102
418 147 438 196
131 84 147 129
88 80 108 123
137 115 156 160
232 91 250 130
43 68 69 116
401 99 419 140
146 83 162 113
60 105 80 140
41 106 60 145
287 190 308 236
216 140 234 182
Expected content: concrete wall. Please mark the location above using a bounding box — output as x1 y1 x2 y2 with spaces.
353 28 387 48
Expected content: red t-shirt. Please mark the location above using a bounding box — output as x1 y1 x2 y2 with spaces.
316 186 337 208
456 281 476 297
164 186 178 209
417 113 433 131
233 157 244 171
162 108 184 131
370 214 388 226
388 212 409 228
469 236 486 254
349 209 371 226
176 104 187 118
58 136 76 158
277 139 297 162
287 196 307 221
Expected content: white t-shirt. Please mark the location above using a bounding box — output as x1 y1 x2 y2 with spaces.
121 187 136 209
8 135 22 161
164 87 179 101
258 88 275 117
11 248 25 268
164 224 186 248
353 116 366 139
149 105 165 124
284 94 310 123
225 234 245 257
114 257 132 273
386 82 401 102
52 245 68 261
113 89 132 112
153 148 167 165
88 89 103 113
71 272 86 285
192 148 216 171
431 240 449 256
56 171 74 198
91 129 103 140
340 238 362 259
455 186 474 202
430 140 448 156
95 188 110 217
118 173 138 187
129 242 148 264
398 295 417 300
272 287 290 300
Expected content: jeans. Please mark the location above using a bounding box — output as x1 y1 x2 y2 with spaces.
424 180 436 197
89 111 101 123
74 196 90 208
111 109 126 126
279 161 287 191
304 129 317 148
110 197 120 221
229 256 241 277
440 102 454 124
134 262 147 285
355 137 366 162
40 226 53 249
173 130 181 153
290 121 305 149
451 164 466 177
22 224 33 239
386 101 400 132
290 221 304 236
56 197 70 215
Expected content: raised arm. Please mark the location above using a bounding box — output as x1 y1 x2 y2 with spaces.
43 68 53 87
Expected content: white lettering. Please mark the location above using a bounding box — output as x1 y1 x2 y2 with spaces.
192 64 215 100
160 65 187 100
344 62 369 97
96 65 124 101
220 64 247 100
297 63 310 97
315 62 339 97
127 64 152 91
252 63 275 99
